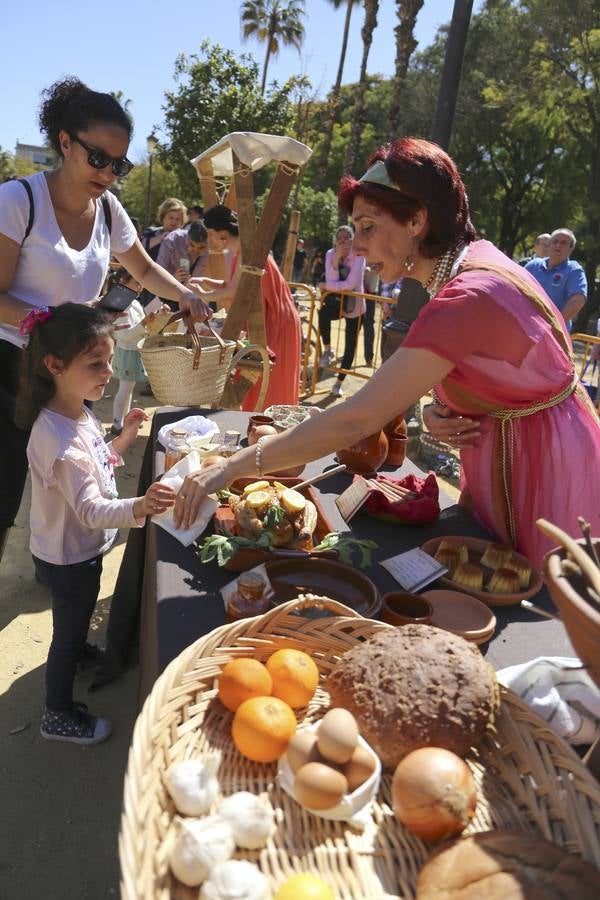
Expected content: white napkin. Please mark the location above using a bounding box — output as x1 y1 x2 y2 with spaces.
157 416 219 450
497 656 600 746
151 451 218 547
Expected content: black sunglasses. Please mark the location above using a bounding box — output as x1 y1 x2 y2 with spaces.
70 135 134 177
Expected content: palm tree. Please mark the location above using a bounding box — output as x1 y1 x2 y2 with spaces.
241 0 306 94
317 0 356 188
344 0 380 177
388 1 425 138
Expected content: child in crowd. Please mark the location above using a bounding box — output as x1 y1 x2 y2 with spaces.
16 304 176 745
107 268 169 436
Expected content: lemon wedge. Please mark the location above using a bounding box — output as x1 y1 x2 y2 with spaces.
245 490 271 510
243 480 270 494
281 489 306 514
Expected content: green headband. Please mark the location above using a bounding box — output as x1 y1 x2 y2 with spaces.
358 159 403 192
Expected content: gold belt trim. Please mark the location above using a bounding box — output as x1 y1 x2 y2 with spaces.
488 372 578 543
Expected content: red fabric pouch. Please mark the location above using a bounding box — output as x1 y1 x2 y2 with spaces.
362 472 440 525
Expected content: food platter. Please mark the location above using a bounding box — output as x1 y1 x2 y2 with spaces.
421 535 543 607
264 404 316 430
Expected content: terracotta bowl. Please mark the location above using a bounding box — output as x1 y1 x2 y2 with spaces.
543 539 600 690
381 591 433 626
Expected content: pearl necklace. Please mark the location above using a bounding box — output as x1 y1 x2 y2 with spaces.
423 244 463 297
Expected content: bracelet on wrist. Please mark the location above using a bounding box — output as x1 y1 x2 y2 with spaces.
430 388 442 406
255 436 266 477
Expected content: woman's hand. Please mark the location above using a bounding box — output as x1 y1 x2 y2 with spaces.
179 291 212 322
173 460 231 531
423 403 481 450
187 276 225 292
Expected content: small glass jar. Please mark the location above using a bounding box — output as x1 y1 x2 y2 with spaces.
164 428 190 471
226 572 270 623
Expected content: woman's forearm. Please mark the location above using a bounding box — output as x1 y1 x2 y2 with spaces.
0 293 34 328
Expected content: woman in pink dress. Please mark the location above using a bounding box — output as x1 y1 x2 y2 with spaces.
192 205 301 411
175 139 600 566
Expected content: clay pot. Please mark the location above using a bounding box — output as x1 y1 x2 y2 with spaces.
384 414 408 439
247 422 277 446
543 539 600 690
336 430 388 475
247 414 275 443
382 592 433 627
385 434 408 467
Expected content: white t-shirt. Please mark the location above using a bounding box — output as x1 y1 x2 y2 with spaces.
27 407 143 565
0 172 137 347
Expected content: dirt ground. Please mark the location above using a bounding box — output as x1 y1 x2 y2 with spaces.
0 351 458 899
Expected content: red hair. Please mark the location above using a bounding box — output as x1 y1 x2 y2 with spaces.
338 138 475 259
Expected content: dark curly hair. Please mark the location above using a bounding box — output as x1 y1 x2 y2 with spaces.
338 138 476 259
16 304 114 428
203 205 239 236
38 77 133 157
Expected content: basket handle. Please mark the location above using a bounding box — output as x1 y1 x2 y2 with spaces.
259 594 365 624
223 343 272 412
159 311 228 368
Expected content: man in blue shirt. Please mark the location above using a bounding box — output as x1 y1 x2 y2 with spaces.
525 228 587 326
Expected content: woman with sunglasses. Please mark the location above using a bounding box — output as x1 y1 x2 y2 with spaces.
0 76 211 560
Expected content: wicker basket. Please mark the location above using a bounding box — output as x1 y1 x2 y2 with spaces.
119 597 600 899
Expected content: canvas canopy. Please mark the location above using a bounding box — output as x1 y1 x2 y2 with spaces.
190 132 312 177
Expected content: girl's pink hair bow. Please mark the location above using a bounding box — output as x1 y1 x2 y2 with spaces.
19 306 53 336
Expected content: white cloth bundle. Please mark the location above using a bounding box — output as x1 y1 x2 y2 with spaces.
151 451 218 547
497 656 600 746
157 416 219 450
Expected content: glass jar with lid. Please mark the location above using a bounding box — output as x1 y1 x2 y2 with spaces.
164 428 190 471
226 571 270 623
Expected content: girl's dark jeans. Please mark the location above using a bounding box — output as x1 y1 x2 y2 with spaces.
0 340 30 528
33 554 103 711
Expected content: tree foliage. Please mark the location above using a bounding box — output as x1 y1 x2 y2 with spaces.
119 158 185 225
160 41 300 197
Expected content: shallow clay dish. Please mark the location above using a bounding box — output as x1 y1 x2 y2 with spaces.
421 535 543 606
421 589 496 644
265 557 381 618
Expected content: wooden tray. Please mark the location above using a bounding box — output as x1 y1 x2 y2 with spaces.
120 597 600 899
421 535 543 607
214 477 336 571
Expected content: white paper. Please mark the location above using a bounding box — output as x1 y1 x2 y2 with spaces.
151 451 218 546
380 548 447 593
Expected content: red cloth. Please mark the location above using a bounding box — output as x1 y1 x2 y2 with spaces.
362 472 440 525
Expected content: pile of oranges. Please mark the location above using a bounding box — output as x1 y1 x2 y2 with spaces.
218 649 319 763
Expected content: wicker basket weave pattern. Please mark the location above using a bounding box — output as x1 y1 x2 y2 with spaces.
120 597 600 899
139 331 237 407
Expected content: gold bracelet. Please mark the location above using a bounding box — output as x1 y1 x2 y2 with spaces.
255 436 266 476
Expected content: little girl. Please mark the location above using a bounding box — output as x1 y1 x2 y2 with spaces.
106 268 164 436
17 303 176 746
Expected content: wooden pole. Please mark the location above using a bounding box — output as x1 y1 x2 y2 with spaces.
197 159 226 281
282 210 300 282
431 0 474 150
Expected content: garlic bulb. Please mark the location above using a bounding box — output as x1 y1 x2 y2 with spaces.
169 815 234 887
165 756 220 816
200 860 271 900
219 792 275 850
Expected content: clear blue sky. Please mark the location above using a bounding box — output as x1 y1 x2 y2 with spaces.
1 1 482 163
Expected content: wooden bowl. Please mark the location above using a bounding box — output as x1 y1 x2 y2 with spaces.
543 539 600 690
420 536 543 607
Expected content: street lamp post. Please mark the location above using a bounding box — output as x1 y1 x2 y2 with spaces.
144 133 158 229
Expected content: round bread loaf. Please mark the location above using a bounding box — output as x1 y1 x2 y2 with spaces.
325 625 497 769
416 830 600 899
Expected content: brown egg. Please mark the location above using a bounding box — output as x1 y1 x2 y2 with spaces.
202 454 225 468
317 708 359 764
294 762 349 810
286 730 323 774
247 424 278 446
342 744 377 792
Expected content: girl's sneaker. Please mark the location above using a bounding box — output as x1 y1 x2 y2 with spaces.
40 702 112 745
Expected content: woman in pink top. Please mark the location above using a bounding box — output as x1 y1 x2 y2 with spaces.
318 224 366 398
174 138 600 568
17 304 176 745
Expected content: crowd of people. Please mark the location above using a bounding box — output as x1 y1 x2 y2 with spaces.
1 76 599 748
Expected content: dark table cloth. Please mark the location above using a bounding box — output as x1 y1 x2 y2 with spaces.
99 408 573 704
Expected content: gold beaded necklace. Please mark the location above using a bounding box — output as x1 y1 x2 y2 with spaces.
423 243 464 297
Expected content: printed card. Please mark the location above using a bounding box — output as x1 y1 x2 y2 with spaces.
379 548 447 592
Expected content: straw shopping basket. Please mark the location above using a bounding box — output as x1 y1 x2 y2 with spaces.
119 596 600 899
139 312 271 410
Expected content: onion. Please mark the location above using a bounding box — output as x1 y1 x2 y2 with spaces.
391 747 477 842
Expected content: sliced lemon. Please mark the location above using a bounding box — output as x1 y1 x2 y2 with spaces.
243 480 270 494
281 489 306 514
245 490 271 510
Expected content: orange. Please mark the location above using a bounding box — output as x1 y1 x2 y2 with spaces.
275 873 335 900
218 658 273 712
266 648 319 708
232 696 297 763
